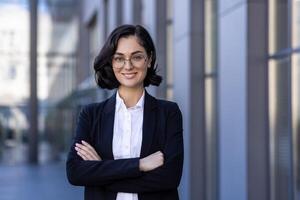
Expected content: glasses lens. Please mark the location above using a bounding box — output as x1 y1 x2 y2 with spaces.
112 56 125 68
131 54 146 67
112 54 146 68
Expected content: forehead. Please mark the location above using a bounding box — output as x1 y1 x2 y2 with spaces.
115 36 145 54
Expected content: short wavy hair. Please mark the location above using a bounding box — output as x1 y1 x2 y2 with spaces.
94 24 162 89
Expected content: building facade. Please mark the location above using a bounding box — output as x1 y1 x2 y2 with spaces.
45 0 300 200
0 1 51 157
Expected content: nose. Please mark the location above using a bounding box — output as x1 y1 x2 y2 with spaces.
123 59 133 70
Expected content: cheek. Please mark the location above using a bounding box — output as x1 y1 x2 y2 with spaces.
112 69 121 81
115 73 123 82
140 68 148 79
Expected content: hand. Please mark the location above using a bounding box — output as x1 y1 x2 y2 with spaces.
139 151 164 172
75 140 101 161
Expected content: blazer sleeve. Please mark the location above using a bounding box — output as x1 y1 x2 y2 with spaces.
66 105 142 187
104 103 184 193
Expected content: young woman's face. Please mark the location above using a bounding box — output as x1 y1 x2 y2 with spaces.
112 36 151 90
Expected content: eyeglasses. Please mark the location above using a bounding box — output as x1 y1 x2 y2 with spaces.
112 54 147 69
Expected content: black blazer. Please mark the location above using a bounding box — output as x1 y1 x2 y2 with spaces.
66 91 183 200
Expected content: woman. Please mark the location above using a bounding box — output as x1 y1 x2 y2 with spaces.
66 24 183 200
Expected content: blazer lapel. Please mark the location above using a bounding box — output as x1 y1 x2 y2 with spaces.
140 91 157 158
101 92 116 160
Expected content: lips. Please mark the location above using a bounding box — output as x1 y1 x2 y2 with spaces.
122 72 137 79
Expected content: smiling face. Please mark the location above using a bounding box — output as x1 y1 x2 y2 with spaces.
112 36 151 90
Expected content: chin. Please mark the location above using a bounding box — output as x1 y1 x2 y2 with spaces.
119 82 143 89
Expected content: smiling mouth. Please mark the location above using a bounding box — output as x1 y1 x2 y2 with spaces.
122 72 137 79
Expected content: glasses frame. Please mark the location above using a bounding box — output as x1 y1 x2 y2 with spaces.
112 53 148 69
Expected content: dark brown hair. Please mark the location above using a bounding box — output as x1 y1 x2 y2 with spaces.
94 24 162 89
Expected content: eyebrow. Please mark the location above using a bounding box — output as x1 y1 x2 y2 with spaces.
114 50 145 56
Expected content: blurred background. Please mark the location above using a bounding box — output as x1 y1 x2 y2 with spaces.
0 0 299 200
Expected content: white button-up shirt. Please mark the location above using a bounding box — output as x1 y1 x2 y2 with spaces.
113 91 144 200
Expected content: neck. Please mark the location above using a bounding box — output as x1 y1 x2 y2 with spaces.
118 86 145 108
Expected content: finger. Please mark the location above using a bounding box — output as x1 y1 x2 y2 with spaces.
79 142 102 160
76 143 93 154
80 148 94 160
153 151 163 158
75 143 95 158
77 151 87 160
76 145 100 160
77 150 88 160
75 145 94 160
81 141 99 157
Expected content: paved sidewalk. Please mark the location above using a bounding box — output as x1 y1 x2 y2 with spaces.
0 162 83 200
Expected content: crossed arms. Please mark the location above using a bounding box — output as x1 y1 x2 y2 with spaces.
66 103 183 193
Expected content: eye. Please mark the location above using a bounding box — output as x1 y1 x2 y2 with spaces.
132 54 144 61
113 56 125 63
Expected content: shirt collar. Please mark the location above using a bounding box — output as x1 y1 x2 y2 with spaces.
116 90 145 112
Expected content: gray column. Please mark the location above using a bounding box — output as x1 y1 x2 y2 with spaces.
116 0 123 26
133 0 142 24
190 0 206 199
155 0 167 99
247 1 270 200
29 0 39 164
76 0 90 85
268 1 293 200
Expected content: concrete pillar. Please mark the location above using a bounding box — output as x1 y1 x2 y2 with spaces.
29 0 39 164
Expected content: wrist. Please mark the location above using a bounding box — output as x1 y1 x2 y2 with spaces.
139 159 145 172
